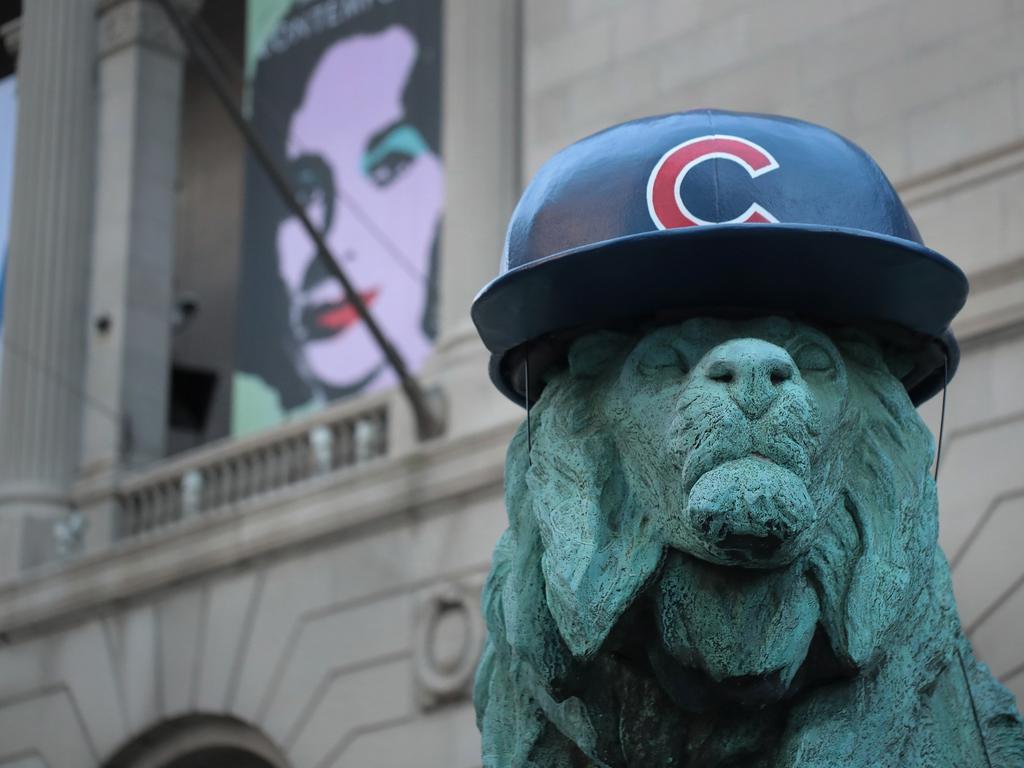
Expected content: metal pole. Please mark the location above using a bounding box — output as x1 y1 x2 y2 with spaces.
153 0 444 439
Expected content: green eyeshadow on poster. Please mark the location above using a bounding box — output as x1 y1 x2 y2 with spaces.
233 0 443 436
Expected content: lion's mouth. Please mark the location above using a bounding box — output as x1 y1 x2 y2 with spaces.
682 455 819 569
680 436 808 495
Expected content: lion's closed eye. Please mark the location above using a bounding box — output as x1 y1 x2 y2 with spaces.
792 342 835 375
637 342 690 378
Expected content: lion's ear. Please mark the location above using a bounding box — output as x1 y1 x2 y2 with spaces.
834 365 937 667
534 457 663 660
568 332 632 379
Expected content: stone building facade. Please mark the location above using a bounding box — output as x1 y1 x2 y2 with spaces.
0 0 1021 766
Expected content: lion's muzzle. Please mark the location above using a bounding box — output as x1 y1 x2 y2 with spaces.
685 457 818 568
678 339 821 568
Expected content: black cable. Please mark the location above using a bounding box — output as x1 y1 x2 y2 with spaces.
957 645 994 767
524 351 532 461
934 353 948 482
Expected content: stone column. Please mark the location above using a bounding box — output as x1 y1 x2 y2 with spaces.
76 0 193 546
438 0 522 342
423 0 523 436
0 0 97 576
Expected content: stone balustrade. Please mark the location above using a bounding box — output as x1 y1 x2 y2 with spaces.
111 392 393 541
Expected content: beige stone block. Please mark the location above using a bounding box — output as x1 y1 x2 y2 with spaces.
952 494 1024 629
604 48 662 119
937 332 1024 433
844 20 1024 137
524 0 571 45
610 0 705 60
408 496 506 582
286 657 414 768
0 622 127 759
0 690 96 768
790 85 856 139
996 174 1024 265
952 275 1024 344
260 593 412 746
609 0 656 61
422 346 522 441
565 55 660 136
933 388 1024 558
334 704 481 768
230 530 414 723
1007 672 1024 713
955 12 1024 89
0 519 26 584
844 11 1024 136
968 584 1024 680
796 3 904 93
907 76 1021 179
908 165 1024 279
525 16 613 95
52 622 127 758
744 0 883 61
0 755 47 768
664 49 802 118
195 570 261 712
157 584 205 717
525 84 574 160
1015 71 1024 127
897 0 1009 55
655 13 751 94
978 331 1024 419
569 0 627 25
0 638 51 702
845 51 952 136
106 603 159 736
910 182 1004 276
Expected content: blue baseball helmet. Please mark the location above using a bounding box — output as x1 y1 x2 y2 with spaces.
472 109 968 406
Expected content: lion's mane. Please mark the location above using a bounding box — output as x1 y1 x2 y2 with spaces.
475 320 1024 767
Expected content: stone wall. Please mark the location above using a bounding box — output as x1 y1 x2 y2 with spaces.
0 418 512 767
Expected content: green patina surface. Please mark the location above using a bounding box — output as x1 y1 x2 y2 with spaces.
475 317 1024 767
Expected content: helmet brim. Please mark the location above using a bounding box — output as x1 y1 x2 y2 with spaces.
472 223 967 407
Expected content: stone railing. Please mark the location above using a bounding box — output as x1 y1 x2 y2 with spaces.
110 391 398 541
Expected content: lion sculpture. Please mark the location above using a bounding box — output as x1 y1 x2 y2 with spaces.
475 316 1024 767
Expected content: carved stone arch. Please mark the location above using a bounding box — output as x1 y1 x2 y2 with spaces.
101 714 290 768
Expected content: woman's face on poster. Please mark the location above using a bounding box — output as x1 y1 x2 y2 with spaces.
277 25 443 394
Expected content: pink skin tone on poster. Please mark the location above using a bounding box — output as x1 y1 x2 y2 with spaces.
276 25 444 395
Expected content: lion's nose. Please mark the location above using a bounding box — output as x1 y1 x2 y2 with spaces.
702 339 796 418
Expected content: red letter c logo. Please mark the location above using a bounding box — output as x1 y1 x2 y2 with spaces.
647 135 779 230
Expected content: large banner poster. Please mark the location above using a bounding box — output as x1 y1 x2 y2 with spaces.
233 0 443 435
